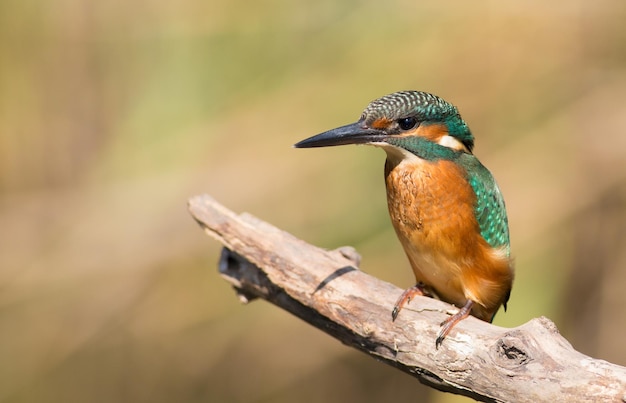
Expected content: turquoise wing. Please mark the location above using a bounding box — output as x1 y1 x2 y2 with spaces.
462 156 510 254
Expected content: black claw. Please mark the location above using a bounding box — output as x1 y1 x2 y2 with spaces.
435 327 448 349
435 334 444 349
391 307 399 321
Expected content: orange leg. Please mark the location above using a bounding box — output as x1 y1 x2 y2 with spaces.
436 299 474 348
392 282 432 321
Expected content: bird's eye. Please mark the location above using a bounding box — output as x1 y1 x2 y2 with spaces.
397 117 417 130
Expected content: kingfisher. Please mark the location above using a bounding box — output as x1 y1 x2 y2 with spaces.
294 90 513 347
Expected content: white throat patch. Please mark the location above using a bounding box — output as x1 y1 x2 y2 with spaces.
370 142 423 165
437 135 467 152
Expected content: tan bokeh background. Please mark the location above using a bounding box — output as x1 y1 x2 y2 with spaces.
1 1 625 402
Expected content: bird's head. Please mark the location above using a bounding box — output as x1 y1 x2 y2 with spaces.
295 91 474 161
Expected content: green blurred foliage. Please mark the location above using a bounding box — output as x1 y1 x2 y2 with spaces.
1 1 625 402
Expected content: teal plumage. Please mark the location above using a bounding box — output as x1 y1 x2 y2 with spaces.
463 156 511 254
386 134 459 161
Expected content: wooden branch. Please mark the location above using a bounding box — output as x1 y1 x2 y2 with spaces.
188 194 626 403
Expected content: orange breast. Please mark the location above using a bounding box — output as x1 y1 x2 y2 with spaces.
384 155 513 321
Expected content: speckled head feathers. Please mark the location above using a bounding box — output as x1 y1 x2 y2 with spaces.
362 91 455 122
362 91 474 151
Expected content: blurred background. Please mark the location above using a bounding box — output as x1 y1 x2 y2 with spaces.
1 0 625 402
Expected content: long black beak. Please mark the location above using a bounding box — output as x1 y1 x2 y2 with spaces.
294 121 386 148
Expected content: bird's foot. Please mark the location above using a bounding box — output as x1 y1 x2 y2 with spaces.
391 282 432 321
435 299 474 349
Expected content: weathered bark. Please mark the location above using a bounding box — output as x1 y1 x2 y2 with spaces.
188 194 626 403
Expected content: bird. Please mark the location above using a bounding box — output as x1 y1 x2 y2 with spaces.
294 90 513 347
